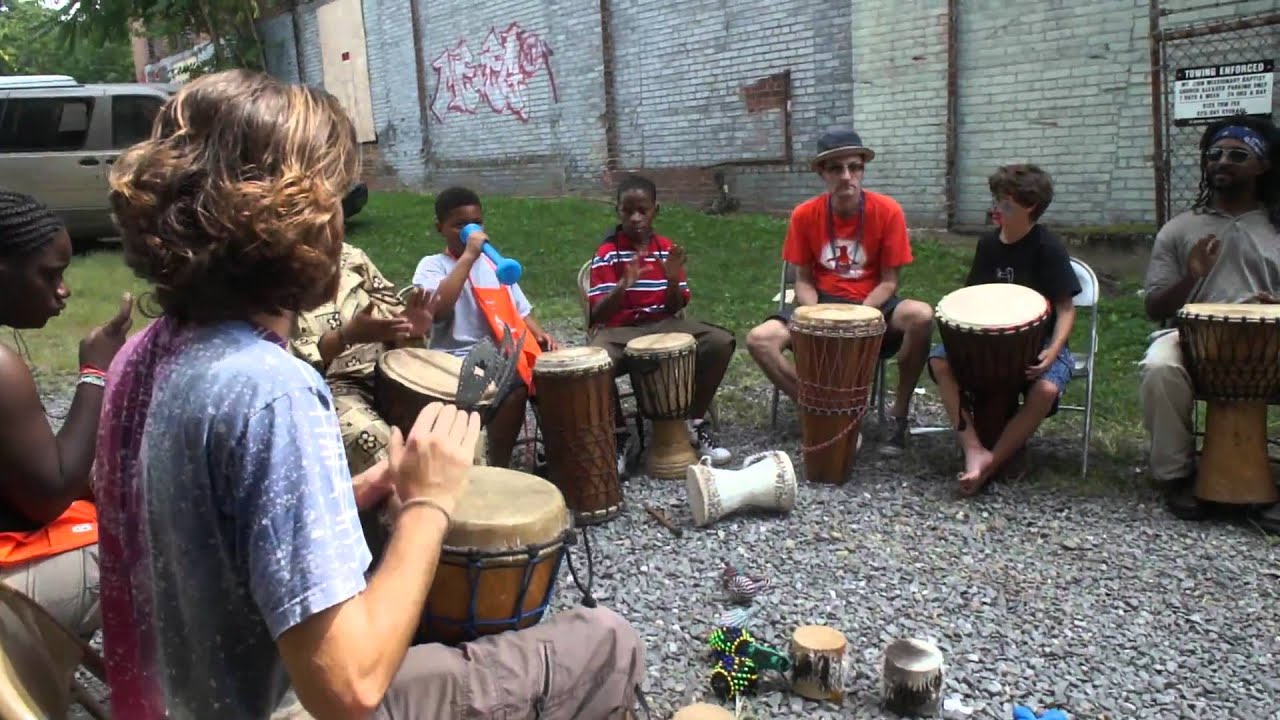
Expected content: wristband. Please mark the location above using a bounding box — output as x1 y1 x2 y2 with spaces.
78 373 106 388
398 497 452 530
79 365 106 377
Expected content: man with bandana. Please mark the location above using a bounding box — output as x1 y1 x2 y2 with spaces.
1140 115 1280 528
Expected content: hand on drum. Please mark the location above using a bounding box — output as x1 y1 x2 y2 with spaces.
537 332 560 351
398 287 433 338
387 402 483 520
1187 234 1220 280
1025 349 1054 381
344 301 416 345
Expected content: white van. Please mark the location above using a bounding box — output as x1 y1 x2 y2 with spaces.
0 75 176 241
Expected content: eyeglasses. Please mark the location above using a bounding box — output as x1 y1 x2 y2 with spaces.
1205 147 1253 164
824 161 865 175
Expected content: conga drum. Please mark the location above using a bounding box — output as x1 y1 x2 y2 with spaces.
533 346 622 525
1177 303 1280 505
790 304 885 484
935 284 1049 451
375 347 494 465
625 332 698 479
418 466 572 646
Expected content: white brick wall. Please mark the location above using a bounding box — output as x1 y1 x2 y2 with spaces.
255 0 1278 226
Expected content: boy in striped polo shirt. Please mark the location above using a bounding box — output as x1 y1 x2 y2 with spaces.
587 174 734 468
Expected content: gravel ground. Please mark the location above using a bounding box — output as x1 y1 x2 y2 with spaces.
38 331 1280 720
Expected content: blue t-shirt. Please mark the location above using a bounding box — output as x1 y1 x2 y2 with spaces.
105 321 371 718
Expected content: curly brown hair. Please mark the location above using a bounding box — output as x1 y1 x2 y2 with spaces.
988 164 1054 221
109 69 360 324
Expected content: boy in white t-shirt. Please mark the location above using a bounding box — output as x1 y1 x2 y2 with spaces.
412 187 557 467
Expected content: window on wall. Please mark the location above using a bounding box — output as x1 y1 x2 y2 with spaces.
111 95 165 149
0 97 95 153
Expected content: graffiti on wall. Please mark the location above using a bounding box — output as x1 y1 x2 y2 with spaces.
430 22 559 123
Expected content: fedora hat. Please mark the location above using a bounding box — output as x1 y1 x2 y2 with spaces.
811 128 875 169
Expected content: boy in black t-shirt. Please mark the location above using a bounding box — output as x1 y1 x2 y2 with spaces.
928 164 1082 495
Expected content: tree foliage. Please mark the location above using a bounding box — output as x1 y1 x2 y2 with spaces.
0 0 136 82
53 0 268 76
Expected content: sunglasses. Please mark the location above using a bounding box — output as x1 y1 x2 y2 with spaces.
824 161 865 175
1205 147 1253 164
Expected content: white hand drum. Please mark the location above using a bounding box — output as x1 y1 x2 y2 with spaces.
684 451 797 527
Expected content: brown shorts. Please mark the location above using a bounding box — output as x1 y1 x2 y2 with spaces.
374 606 646 719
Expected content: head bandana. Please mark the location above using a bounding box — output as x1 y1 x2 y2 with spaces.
1212 125 1269 160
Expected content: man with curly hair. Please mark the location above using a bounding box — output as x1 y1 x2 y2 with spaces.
1140 114 1280 529
95 69 645 720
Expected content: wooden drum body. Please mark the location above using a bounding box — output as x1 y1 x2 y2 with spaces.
418 466 571 646
625 332 699 479
935 284 1049 451
1177 303 1280 505
685 451 797 527
375 347 492 465
533 347 622 525
790 304 885 485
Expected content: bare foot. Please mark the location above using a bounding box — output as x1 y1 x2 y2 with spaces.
957 446 994 496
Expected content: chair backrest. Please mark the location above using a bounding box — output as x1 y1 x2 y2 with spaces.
773 261 796 311
1069 257 1100 360
576 260 592 329
0 585 86 720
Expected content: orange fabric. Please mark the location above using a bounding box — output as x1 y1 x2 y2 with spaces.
782 190 913 302
0 501 98 567
470 281 543 394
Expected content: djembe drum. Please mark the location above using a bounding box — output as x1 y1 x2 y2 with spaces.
673 703 735 720
935 284 1050 451
417 466 572 646
375 347 494 465
790 304 885 484
881 638 945 716
685 451 797 527
625 332 698 479
1177 303 1280 505
789 625 848 703
533 346 622 525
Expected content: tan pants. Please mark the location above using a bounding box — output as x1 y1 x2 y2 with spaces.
0 544 100 640
1139 330 1196 482
374 606 645 719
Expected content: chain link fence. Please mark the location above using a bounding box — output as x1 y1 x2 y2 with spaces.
1152 2 1280 225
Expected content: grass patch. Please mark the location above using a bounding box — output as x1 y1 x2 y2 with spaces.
9 191 1158 483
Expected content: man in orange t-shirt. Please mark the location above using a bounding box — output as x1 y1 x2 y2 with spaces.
746 129 934 455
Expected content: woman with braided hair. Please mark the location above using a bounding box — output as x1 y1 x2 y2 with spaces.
0 188 133 636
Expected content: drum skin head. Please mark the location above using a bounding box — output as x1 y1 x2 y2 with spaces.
534 346 613 373
378 347 498 404
792 303 883 327
672 703 736 720
1179 302 1280 321
883 638 944 673
936 283 1048 330
624 331 696 354
446 466 571 551
793 624 846 651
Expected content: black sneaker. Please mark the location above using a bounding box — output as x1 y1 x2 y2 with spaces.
878 416 909 457
1164 477 1208 521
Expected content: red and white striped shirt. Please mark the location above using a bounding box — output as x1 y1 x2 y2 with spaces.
587 227 691 328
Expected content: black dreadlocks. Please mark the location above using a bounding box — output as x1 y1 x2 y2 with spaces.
1192 114 1280 229
0 189 64 259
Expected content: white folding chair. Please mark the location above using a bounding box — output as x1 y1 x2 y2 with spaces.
1056 257 1099 479
768 261 888 429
